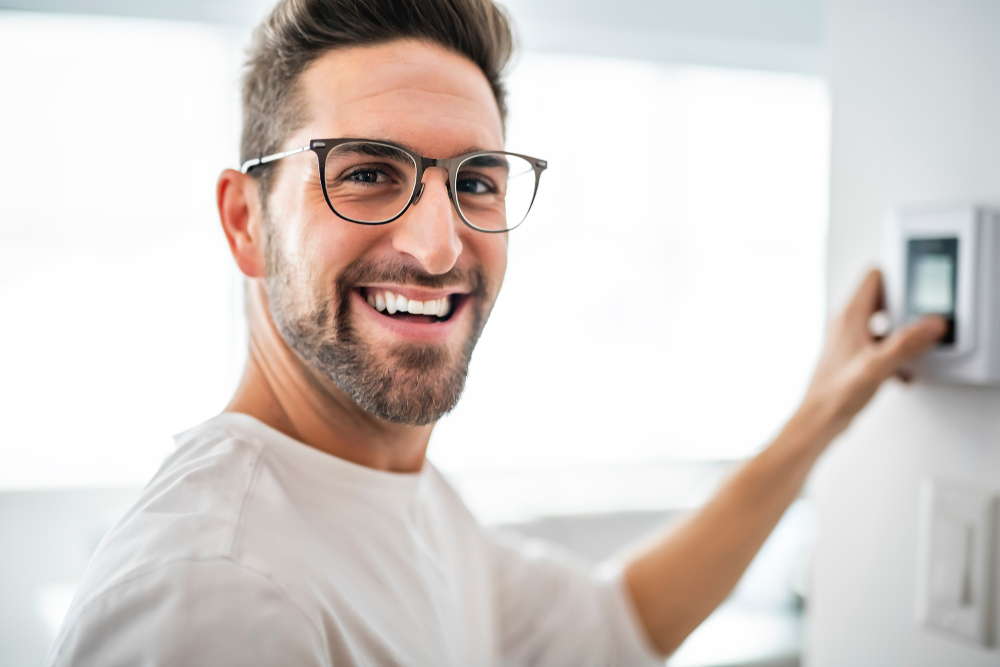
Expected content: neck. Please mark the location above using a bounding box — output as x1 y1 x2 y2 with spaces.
225 280 432 473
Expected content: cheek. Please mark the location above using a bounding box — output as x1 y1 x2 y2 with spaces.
284 184 367 280
474 234 508 300
267 201 356 311
302 224 379 305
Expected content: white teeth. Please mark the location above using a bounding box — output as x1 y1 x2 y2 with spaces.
371 291 452 319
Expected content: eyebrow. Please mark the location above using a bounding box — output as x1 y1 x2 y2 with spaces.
460 153 508 169
449 145 492 158
338 142 413 161
365 138 493 160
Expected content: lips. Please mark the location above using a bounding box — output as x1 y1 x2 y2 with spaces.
354 286 467 330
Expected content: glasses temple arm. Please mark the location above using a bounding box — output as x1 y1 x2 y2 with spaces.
240 145 311 174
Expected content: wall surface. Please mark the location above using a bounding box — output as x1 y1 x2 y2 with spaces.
809 0 1000 665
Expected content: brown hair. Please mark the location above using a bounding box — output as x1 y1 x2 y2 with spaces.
241 0 516 194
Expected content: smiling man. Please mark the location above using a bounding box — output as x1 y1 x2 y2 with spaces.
46 1 946 665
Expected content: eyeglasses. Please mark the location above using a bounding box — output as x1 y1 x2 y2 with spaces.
241 139 548 233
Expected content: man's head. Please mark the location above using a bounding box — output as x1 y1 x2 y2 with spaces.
241 0 515 204
219 0 517 427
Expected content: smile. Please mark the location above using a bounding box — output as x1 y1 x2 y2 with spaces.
356 287 463 325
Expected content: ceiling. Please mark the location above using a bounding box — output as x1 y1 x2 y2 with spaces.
0 0 274 25
0 0 825 73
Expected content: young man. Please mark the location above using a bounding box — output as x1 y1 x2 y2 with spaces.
47 0 945 664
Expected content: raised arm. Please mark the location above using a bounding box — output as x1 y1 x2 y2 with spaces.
623 269 946 656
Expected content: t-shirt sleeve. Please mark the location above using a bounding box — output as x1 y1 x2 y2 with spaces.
46 558 330 667
487 529 663 667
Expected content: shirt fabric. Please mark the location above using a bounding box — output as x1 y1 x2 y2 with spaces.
46 413 662 666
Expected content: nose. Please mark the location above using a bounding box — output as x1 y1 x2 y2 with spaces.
391 167 463 275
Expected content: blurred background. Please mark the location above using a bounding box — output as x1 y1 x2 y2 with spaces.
0 2 826 666
2 1 998 666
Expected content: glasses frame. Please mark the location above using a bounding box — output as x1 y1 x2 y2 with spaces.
241 138 548 233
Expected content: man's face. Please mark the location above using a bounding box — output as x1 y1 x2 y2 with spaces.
261 40 508 425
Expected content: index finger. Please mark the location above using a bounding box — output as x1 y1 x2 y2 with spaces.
872 315 947 380
844 269 885 324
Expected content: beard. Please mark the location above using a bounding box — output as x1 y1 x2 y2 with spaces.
261 221 490 426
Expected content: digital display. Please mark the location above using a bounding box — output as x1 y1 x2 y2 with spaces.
911 254 955 313
906 237 958 345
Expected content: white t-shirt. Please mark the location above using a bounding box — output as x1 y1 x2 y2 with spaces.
46 413 662 666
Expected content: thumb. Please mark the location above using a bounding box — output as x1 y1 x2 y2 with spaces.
872 316 946 379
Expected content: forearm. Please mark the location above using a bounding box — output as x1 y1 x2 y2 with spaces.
623 399 839 656
621 271 945 656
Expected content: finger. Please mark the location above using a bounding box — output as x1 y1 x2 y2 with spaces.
867 310 892 340
872 316 946 379
844 269 884 324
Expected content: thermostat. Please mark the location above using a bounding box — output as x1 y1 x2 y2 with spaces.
886 204 1000 385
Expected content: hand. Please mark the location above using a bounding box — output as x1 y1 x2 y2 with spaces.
800 269 946 439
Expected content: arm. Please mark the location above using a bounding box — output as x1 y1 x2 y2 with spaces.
623 269 947 656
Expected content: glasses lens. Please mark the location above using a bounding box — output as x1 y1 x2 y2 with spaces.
323 142 417 223
455 153 537 231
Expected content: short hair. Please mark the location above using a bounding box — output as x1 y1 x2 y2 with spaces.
241 0 516 195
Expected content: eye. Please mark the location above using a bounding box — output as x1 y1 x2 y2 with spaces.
456 176 494 195
345 167 390 184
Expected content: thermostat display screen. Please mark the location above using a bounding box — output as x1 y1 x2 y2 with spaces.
906 237 958 344
912 254 955 313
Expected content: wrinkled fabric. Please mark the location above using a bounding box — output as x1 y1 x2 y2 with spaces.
47 413 662 667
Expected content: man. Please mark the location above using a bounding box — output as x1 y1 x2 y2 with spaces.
47 0 945 664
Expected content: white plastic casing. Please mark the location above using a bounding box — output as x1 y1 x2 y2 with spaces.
886 204 1000 385
916 479 997 646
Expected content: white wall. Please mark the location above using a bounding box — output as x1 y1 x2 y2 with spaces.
809 0 1000 664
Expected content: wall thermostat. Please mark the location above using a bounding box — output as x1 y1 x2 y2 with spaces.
886 203 1000 385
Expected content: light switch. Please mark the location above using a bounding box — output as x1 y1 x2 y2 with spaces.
929 518 972 606
917 479 996 646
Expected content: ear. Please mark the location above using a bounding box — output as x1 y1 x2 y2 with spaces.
217 168 267 278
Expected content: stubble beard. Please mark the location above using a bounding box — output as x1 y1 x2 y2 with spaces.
261 216 490 426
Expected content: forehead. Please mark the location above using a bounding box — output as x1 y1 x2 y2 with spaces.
296 39 504 156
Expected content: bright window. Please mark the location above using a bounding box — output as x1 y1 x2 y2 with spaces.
0 16 829 524
0 13 245 488
430 53 830 522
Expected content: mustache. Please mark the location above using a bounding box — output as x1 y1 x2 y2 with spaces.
337 258 485 292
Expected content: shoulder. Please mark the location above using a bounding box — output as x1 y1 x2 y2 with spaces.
417 462 485 532
420 462 468 506
47 557 329 667
69 415 274 625
49 415 333 666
